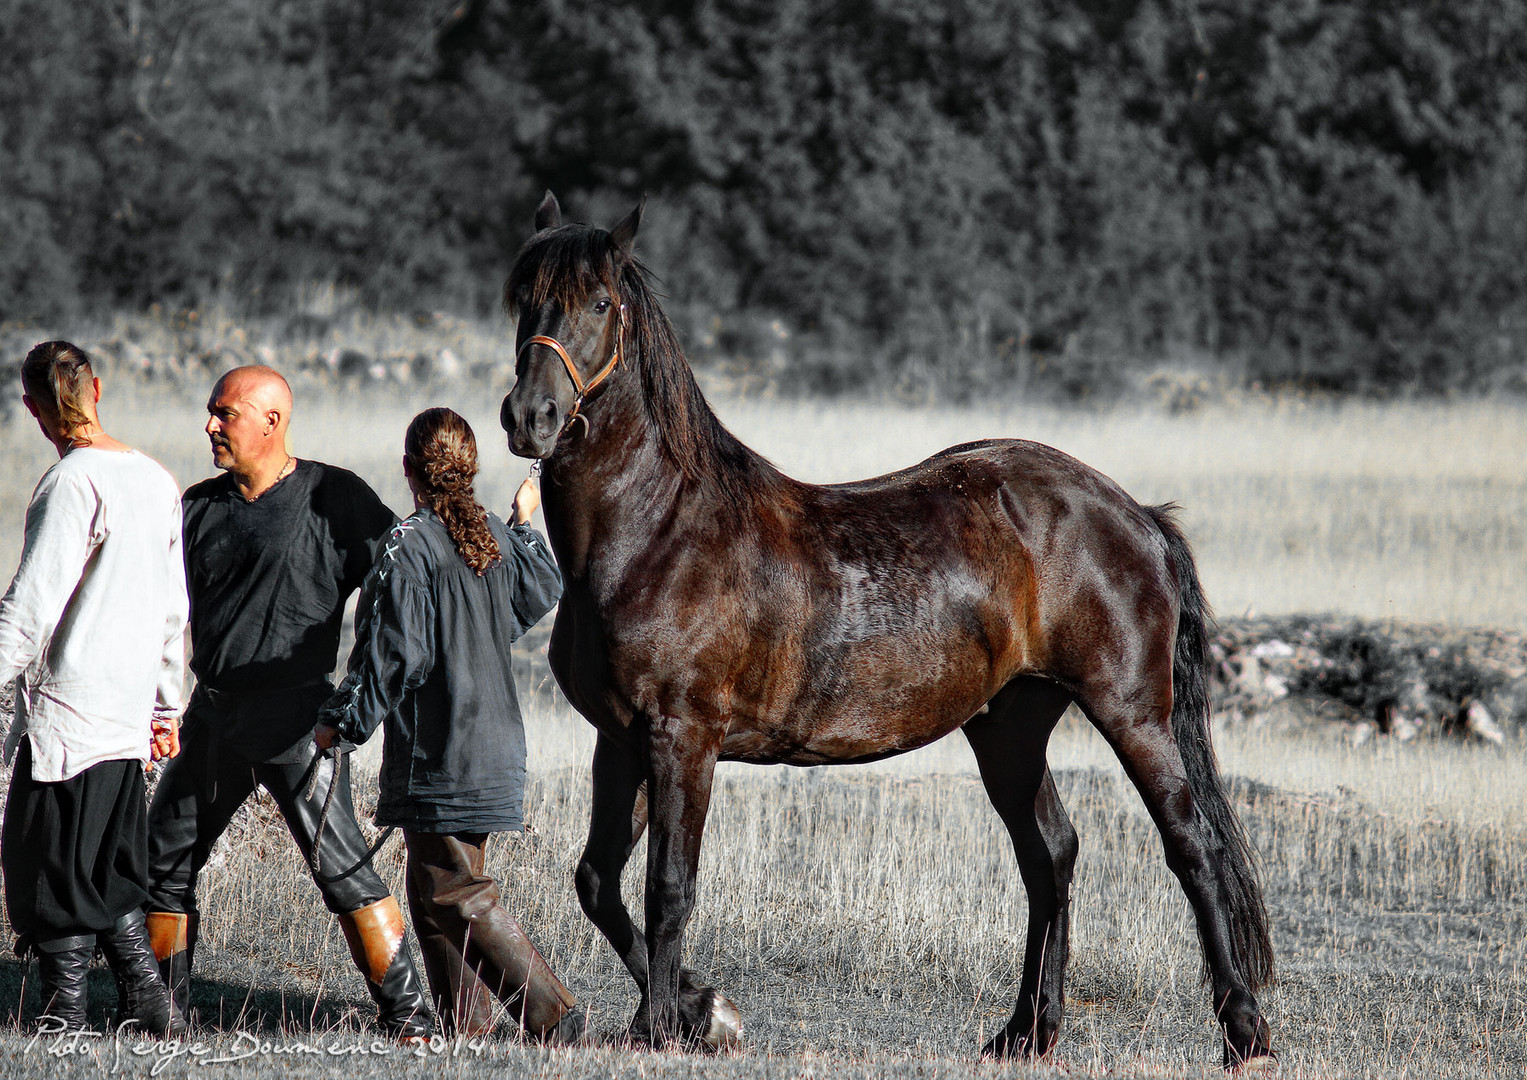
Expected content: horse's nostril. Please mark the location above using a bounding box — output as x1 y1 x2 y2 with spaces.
534 399 560 439
499 394 516 434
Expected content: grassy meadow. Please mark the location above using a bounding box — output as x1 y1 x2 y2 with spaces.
0 323 1524 1078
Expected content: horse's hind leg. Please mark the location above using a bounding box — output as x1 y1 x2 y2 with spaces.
962 677 1078 1059
1081 689 1274 1068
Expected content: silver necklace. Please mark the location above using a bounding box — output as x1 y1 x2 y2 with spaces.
247 456 295 502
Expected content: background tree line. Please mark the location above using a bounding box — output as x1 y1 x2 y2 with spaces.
3 0 1525 397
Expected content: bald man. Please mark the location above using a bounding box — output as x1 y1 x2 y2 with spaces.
143 367 432 1038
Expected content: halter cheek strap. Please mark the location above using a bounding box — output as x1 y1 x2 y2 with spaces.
516 304 626 431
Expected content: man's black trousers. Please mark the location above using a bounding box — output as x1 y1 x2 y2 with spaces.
146 713 389 917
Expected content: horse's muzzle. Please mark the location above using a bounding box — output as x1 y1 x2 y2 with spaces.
501 391 561 459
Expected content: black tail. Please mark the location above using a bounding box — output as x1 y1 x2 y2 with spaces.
1147 504 1275 990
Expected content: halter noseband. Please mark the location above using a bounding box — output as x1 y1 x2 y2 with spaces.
516 304 627 437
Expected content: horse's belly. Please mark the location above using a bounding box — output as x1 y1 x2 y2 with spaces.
714 622 1016 764
717 685 987 766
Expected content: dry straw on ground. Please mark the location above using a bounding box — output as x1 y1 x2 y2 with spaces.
2 699 1521 1079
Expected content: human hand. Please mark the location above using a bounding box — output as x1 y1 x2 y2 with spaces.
150 715 181 762
512 474 541 525
314 723 342 751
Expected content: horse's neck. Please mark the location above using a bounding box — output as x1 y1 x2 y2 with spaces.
541 390 681 584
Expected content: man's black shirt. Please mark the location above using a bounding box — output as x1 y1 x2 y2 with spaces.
183 459 396 700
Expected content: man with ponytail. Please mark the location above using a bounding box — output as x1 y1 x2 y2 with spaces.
0 341 187 1037
141 365 432 1039
314 408 578 1042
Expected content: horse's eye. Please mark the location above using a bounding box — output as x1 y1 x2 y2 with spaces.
594 299 611 314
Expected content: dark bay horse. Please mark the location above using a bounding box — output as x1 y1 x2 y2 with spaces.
499 193 1275 1068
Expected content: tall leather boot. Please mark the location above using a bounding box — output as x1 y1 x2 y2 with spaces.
403 831 582 1043
459 908 582 1043
33 934 95 1032
338 897 434 1040
409 901 495 1036
145 911 197 1018
99 911 187 1039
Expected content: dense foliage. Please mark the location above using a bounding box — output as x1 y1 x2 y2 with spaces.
3 0 1525 394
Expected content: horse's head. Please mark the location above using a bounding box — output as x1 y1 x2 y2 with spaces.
500 191 643 459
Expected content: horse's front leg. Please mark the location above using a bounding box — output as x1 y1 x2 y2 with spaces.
576 731 741 1048
574 733 650 989
643 716 741 1049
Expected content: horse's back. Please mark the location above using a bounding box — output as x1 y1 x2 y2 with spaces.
815 437 1143 510
799 437 1166 574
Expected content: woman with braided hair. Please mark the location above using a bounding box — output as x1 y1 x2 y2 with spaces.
315 407 578 1042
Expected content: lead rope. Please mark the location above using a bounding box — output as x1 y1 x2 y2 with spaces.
303 745 396 885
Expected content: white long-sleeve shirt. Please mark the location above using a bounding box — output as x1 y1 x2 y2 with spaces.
0 446 188 782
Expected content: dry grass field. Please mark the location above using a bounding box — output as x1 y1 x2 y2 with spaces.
4 368 1524 629
0 333 1524 1078
2 703 1522 1079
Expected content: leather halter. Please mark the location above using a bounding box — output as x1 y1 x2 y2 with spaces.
516 304 626 434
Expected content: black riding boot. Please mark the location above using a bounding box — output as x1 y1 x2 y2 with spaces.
339 897 434 1040
33 934 95 1032
99 911 187 1039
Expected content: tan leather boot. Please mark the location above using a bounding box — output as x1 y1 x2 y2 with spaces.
403 831 580 1040
145 911 197 1018
408 889 495 1037
338 897 434 1040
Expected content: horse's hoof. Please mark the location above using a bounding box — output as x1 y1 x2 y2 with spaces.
624 1014 652 1047
1223 1020 1276 1072
981 1025 1051 1060
699 990 743 1052
981 1033 1023 1059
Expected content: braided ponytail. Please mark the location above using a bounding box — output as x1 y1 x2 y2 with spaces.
21 341 97 445
405 408 502 575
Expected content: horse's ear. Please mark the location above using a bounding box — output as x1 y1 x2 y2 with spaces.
535 190 562 232
608 195 646 255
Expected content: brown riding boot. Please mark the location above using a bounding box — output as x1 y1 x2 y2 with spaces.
407 879 495 1036
338 897 434 1040
145 911 197 1018
464 908 582 1041
403 831 581 1042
